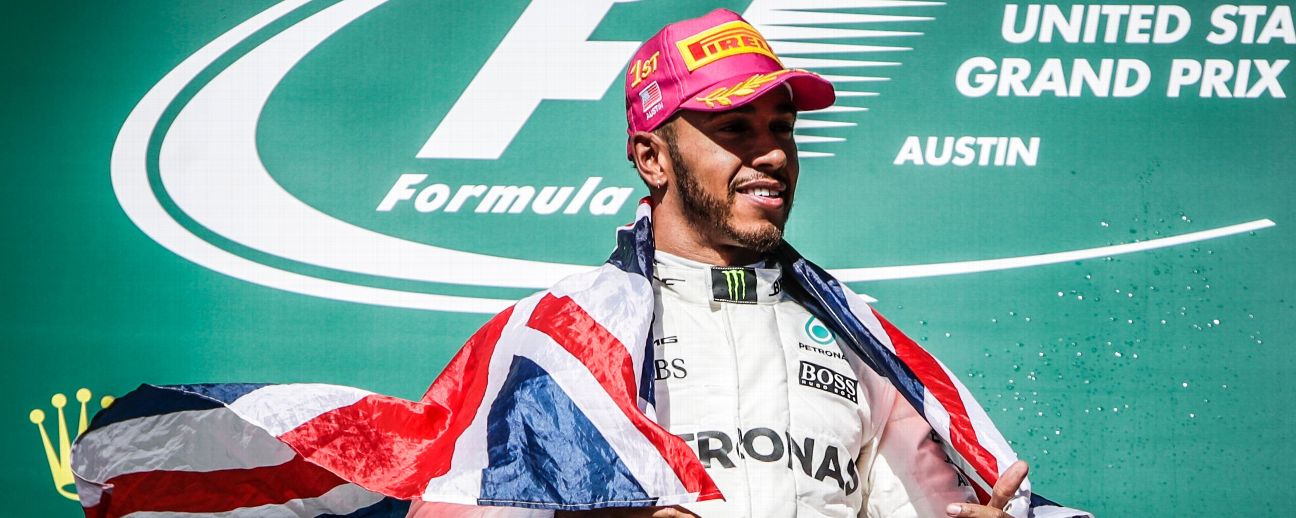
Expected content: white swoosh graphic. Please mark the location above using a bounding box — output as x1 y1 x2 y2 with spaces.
833 219 1276 282
160 0 588 289
113 0 516 313
113 0 1278 313
745 0 946 158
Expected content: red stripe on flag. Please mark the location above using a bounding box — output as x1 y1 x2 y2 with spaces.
971 475 992 504
85 455 347 518
958 464 992 504
871 309 1002 498
526 294 721 500
278 306 515 498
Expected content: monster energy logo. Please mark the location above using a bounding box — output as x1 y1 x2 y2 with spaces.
711 267 757 304
723 270 746 299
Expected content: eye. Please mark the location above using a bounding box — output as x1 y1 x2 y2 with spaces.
771 119 796 135
718 119 751 134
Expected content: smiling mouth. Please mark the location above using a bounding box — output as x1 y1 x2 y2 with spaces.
734 181 789 211
737 186 783 199
735 181 786 199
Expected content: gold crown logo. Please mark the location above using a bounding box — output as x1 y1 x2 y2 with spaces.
29 388 113 501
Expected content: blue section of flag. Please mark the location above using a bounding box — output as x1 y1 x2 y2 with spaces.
610 210 659 408
608 212 655 279
479 356 652 510
87 384 226 429
172 382 272 404
1029 493 1087 517
318 497 411 517
638 332 657 408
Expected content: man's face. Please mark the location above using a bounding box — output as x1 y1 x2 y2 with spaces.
665 88 799 254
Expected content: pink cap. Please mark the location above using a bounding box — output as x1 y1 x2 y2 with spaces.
625 8 835 138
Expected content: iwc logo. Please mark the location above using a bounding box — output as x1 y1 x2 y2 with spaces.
28 388 114 501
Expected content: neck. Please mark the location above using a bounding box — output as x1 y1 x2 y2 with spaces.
652 210 765 267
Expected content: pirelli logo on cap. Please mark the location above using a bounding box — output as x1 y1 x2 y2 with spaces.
676 20 780 72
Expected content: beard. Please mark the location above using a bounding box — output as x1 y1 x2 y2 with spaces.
668 143 789 254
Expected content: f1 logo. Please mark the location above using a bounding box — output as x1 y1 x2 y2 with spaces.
416 0 639 160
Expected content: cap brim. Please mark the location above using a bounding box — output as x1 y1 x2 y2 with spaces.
679 69 835 113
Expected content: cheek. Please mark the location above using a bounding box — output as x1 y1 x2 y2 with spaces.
691 149 742 194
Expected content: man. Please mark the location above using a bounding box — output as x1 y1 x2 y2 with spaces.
556 9 1030 518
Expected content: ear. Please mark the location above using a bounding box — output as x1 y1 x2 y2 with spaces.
630 130 670 191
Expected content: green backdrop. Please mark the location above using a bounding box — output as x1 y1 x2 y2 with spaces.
3 0 1293 515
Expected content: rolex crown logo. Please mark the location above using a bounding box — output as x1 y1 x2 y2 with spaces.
29 388 114 501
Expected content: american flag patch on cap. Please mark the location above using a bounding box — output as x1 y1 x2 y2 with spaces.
640 81 663 119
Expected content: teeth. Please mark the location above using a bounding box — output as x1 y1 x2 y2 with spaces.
739 185 783 198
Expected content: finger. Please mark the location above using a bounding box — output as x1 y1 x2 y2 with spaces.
651 505 697 518
945 503 1011 518
987 460 1029 510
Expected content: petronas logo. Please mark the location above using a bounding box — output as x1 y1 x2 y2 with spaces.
29 388 114 501
711 267 757 304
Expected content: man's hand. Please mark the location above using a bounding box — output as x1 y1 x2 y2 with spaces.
944 460 1028 518
554 505 697 518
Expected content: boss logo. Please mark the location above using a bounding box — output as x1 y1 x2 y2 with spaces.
654 358 688 380
799 361 858 403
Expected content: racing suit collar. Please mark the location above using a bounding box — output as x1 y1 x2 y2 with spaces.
654 251 785 305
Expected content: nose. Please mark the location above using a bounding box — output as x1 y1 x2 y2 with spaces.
749 131 790 174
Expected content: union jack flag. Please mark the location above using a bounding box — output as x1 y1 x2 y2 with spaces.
73 200 1088 517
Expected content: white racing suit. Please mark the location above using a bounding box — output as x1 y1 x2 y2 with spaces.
410 254 976 518
651 253 976 518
